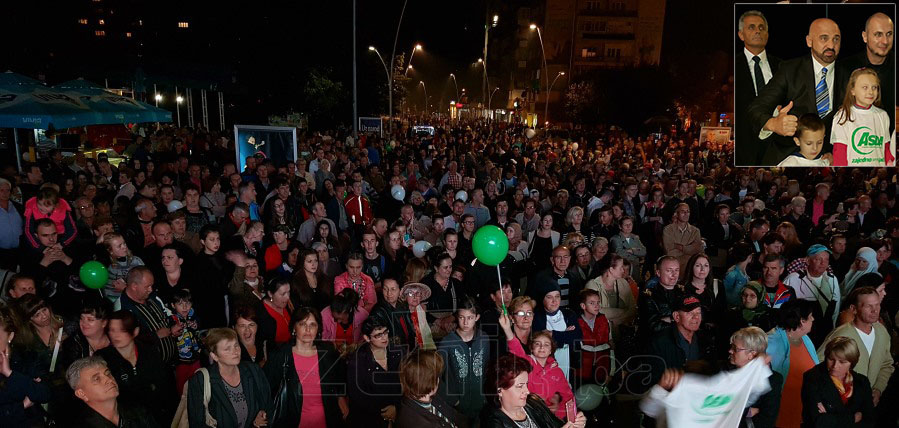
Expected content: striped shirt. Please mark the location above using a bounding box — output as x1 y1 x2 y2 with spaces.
118 293 178 364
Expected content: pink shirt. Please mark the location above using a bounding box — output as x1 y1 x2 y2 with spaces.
333 272 376 310
812 200 825 226
293 353 326 428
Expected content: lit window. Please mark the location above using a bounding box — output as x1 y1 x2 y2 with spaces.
98 19 105 25
95 30 106 37
78 18 88 25
178 21 189 28
125 32 132 38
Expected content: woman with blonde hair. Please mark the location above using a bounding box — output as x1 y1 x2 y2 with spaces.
801 337 875 426
103 233 145 303
403 257 430 284
562 206 589 243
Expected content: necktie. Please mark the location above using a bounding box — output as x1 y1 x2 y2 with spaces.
424 403 456 428
752 56 766 96
816 67 830 118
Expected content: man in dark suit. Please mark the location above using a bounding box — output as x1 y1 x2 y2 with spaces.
735 10 781 166
747 18 845 166
856 195 885 237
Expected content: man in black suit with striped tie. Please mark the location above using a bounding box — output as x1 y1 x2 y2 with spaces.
747 18 845 166
736 10 781 166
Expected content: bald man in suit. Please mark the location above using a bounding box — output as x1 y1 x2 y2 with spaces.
747 18 846 166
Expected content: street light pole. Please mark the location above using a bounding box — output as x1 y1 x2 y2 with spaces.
488 87 499 113
530 24 549 127
404 44 422 77
389 0 410 134
545 71 565 127
369 46 391 119
352 0 358 139
449 73 459 102
419 81 427 114
175 87 183 128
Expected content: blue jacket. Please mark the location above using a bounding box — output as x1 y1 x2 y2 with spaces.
766 327 819 387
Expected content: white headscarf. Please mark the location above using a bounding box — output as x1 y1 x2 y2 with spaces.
842 247 880 296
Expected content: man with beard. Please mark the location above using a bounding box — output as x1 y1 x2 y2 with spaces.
838 12 894 134
748 18 846 165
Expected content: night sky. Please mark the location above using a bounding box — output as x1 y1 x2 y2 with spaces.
0 0 886 123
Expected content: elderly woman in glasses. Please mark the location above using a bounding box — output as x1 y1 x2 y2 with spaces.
347 317 404 428
728 327 783 428
394 282 437 350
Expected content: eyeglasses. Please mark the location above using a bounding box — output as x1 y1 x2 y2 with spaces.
371 331 389 340
405 291 421 297
513 310 534 317
730 344 752 353
463 221 475 225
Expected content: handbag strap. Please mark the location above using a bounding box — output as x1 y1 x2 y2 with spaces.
49 327 64 372
199 368 217 426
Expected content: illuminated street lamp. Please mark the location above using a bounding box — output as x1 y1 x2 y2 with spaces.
418 81 428 114
175 90 184 127
488 87 500 112
530 23 549 128
545 71 566 126
154 93 162 107
368 45 392 122
405 43 422 76
448 73 459 102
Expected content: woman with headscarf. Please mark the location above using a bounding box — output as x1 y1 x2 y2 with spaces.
841 247 879 297
724 281 774 344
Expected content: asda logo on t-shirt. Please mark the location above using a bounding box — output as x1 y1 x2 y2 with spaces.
851 126 884 155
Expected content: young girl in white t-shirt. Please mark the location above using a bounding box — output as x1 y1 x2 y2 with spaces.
831 67 893 167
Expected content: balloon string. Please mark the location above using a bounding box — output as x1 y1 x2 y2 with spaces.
497 264 506 316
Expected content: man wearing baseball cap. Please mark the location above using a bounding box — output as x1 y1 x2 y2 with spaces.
783 243 840 346
644 295 715 387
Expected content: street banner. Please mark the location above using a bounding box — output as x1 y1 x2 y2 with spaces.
700 126 732 145
359 117 383 137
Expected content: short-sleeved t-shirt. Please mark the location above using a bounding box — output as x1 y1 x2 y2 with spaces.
831 105 892 166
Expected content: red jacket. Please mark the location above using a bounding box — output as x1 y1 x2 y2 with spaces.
343 194 373 226
507 337 574 420
263 244 284 273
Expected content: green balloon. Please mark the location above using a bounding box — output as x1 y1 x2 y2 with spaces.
574 384 607 411
79 261 109 289
472 225 509 266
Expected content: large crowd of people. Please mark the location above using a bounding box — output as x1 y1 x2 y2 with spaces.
0 115 897 428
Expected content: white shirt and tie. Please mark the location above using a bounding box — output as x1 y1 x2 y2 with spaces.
759 54 837 140
810 55 836 116
744 48 773 96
